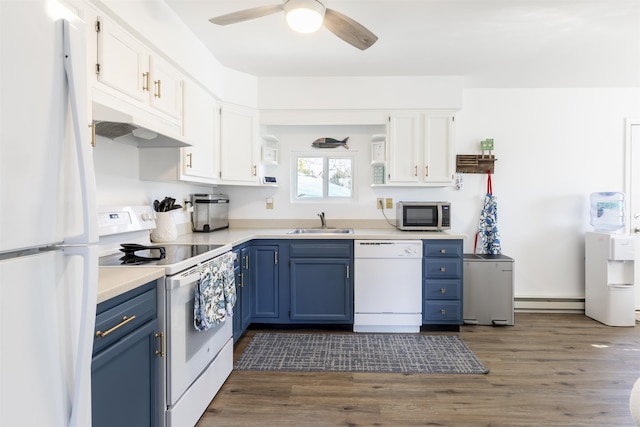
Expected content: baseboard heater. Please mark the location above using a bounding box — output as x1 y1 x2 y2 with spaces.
514 297 585 313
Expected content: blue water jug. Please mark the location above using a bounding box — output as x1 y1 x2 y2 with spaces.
590 192 625 231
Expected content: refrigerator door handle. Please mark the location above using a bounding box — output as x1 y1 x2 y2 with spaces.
63 18 98 245
63 245 98 427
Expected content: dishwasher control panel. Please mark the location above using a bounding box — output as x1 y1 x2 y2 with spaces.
354 240 423 258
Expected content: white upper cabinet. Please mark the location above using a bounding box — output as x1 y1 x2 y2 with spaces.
95 16 146 103
218 103 259 185
181 80 218 183
94 16 183 124
149 55 183 120
387 113 421 183
423 113 455 185
386 112 455 186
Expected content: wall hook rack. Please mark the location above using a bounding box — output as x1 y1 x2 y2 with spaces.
456 154 497 174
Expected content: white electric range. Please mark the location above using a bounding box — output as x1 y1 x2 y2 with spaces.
98 205 234 427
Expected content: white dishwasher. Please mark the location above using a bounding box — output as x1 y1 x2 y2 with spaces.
354 240 423 333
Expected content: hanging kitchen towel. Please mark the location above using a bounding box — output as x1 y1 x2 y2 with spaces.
219 251 237 315
193 252 237 331
475 172 502 255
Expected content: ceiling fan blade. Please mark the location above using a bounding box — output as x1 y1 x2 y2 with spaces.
209 4 284 26
323 8 378 50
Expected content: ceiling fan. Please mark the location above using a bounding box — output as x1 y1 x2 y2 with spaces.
208 0 378 51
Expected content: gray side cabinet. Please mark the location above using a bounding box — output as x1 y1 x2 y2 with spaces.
463 254 514 326
92 281 161 427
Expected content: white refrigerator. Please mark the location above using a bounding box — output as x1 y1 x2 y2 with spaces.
0 2 98 426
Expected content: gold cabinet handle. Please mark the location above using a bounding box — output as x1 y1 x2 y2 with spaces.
95 315 136 338
238 272 244 287
440 249 446 254
155 332 165 357
88 123 96 147
186 153 193 168
440 267 446 272
154 79 161 98
440 309 446 315
142 72 149 91
440 288 446 294
252 165 257 176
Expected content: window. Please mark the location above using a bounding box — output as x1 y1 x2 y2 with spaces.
293 154 354 200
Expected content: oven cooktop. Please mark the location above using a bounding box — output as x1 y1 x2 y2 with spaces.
99 243 229 275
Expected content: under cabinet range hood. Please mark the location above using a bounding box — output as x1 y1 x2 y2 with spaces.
92 100 191 148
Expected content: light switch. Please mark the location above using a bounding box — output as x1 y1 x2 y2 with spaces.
266 197 274 209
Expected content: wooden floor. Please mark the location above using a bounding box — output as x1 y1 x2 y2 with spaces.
196 313 640 426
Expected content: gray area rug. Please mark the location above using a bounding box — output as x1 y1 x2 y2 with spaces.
234 332 490 374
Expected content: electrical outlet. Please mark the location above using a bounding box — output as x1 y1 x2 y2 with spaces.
386 198 393 209
266 197 274 209
377 198 384 209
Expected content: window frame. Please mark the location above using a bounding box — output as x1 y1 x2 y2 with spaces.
291 151 356 203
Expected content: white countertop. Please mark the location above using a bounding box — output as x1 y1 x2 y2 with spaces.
98 267 165 304
98 227 466 303
170 227 467 246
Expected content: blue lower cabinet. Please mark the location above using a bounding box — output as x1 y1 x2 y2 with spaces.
92 320 160 427
290 258 353 322
423 240 463 325
92 282 161 427
250 243 283 322
288 240 353 324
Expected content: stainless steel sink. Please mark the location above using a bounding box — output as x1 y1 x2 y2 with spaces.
287 228 354 234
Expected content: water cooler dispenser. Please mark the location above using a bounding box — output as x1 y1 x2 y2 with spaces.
585 232 636 326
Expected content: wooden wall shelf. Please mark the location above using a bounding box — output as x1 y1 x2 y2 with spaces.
456 154 497 174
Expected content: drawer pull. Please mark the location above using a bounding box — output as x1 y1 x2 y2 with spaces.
440 249 446 254
95 315 136 338
440 309 446 315
440 288 446 294
440 267 446 272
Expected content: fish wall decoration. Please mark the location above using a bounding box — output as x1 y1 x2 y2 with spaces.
311 137 349 149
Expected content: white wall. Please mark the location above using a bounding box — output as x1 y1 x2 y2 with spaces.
93 136 215 225
456 88 640 299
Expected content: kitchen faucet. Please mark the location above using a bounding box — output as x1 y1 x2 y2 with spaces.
318 212 326 229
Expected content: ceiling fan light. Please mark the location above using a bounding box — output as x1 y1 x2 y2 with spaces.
284 0 325 33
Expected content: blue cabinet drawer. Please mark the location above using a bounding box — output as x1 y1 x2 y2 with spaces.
424 279 461 299
94 286 157 355
289 241 352 258
424 259 462 279
423 301 462 323
423 241 462 258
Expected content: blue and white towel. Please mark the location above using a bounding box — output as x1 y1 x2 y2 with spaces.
476 172 502 255
193 251 237 331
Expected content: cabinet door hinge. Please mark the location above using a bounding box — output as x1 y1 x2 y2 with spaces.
95 20 101 33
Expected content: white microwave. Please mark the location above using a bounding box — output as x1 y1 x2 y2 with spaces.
396 202 451 231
